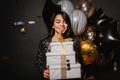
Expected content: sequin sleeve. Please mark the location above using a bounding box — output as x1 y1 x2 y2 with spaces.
35 38 50 79
73 38 83 64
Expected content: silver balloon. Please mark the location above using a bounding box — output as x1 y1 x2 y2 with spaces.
57 0 74 16
70 10 87 36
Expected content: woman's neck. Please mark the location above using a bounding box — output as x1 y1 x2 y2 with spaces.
52 33 63 42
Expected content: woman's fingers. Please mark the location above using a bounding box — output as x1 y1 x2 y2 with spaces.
44 69 49 78
43 65 50 78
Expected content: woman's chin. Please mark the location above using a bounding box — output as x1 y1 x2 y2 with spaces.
57 32 63 34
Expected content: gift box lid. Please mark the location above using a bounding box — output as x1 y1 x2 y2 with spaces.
46 51 75 56
50 41 73 46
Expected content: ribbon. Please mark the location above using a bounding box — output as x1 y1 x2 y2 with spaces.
60 42 67 79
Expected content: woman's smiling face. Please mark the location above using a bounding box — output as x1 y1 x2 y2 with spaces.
53 14 68 34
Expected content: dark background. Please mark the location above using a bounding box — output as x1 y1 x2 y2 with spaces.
0 0 120 80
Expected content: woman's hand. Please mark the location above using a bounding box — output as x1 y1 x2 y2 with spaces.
43 65 50 79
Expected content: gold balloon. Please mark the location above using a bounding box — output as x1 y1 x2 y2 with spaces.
80 40 98 65
87 0 95 18
78 0 95 18
80 26 96 41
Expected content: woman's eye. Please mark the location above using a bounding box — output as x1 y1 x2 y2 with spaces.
56 21 60 23
55 20 60 23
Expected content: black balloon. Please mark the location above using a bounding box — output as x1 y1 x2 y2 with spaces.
88 8 113 29
100 20 120 55
95 20 120 65
42 0 61 32
88 8 120 65
117 20 120 35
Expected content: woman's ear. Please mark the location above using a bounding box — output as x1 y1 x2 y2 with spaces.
52 26 54 28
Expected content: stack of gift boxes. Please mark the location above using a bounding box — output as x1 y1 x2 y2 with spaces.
46 41 81 79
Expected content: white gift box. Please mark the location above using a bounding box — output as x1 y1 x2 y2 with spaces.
49 63 81 80
46 41 81 80
46 51 76 65
50 41 73 52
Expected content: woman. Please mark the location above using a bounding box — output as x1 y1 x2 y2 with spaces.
35 11 83 80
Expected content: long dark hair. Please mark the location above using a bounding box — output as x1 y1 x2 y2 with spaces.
49 11 74 39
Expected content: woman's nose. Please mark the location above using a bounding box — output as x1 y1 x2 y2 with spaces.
60 22 63 25
60 22 64 27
